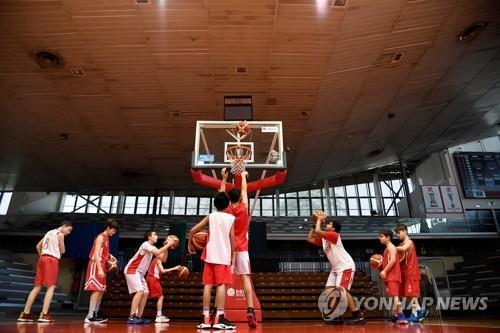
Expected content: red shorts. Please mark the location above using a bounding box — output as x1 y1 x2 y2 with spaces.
326 269 354 290
401 276 420 297
203 262 233 285
146 275 163 299
84 260 107 292
34 255 59 287
385 281 401 297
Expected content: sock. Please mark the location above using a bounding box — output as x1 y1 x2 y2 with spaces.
203 308 210 318
157 311 162 317
95 300 101 313
216 308 224 317
87 301 97 318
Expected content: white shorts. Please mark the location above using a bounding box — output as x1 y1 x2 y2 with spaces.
125 272 149 294
233 251 251 275
326 269 354 290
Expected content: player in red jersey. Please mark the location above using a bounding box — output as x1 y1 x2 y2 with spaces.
395 224 428 323
219 168 257 328
18 220 73 322
84 219 119 323
379 230 406 324
146 250 181 323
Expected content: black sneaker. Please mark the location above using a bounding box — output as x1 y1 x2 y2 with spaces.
325 316 344 325
94 310 108 322
197 315 211 329
212 314 236 330
346 311 365 325
84 312 106 323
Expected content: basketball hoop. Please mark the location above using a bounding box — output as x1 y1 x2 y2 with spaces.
226 145 252 175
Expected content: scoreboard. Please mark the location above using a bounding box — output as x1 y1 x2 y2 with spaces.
454 152 500 198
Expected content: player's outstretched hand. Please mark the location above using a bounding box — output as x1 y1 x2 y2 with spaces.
241 171 249 178
221 167 229 180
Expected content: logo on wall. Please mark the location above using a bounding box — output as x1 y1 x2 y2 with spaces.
439 185 463 213
422 185 444 213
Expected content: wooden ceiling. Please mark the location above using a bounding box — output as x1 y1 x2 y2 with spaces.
0 0 500 192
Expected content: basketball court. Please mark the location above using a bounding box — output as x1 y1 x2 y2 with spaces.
1 0 500 332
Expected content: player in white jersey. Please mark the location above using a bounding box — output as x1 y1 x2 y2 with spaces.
18 220 73 323
307 211 364 324
124 230 175 324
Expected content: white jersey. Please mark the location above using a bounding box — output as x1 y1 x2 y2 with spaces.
204 211 235 265
322 234 356 273
124 241 155 275
41 229 62 259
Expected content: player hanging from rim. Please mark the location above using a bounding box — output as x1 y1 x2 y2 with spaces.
219 168 257 328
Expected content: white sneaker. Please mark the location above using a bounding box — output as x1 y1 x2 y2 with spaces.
155 315 170 323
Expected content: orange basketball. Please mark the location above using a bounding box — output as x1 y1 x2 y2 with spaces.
106 257 117 273
236 120 250 135
192 231 208 250
178 266 189 280
370 254 383 271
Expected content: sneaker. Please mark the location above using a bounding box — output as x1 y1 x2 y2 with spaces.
346 311 365 325
85 312 107 324
95 310 108 322
155 315 170 323
407 313 419 324
417 309 429 322
38 313 54 322
127 315 143 324
396 313 408 325
18 312 35 322
247 307 257 328
197 315 211 329
389 315 398 323
325 317 344 325
139 317 151 324
212 314 236 330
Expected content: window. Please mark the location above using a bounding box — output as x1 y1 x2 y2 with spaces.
199 197 211 215
299 198 310 216
278 195 286 216
62 194 77 213
261 197 274 216
160 196 170 215
124 196 136 214
75 195 88 213
186 197 198 215
0 192 13 215
348 198 360 216
286 197 298 216
100 196 113 214
173 196 186 215
136 196 149 214
336 198 347 216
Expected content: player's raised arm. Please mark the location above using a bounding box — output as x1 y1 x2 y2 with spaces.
240 171 249 209
306 227 317 245
218 168 229 192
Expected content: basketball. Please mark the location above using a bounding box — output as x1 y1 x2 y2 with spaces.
236 120 250 136
106 257 117 273
166 234 179 250
192 231 208 250
178 266 189 280
369 254 383 271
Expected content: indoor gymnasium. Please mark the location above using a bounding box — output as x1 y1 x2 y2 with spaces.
1 0 500 332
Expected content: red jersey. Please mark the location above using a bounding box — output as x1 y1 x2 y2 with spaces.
148 257 161 279
88 232 109 262
382 246 402 283
227 203 249 252
400 239 420 280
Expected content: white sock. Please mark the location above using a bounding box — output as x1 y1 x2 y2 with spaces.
157 311 162 317
87 301 97 318
95 301 101 313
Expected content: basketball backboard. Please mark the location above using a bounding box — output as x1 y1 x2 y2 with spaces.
193 120 286 170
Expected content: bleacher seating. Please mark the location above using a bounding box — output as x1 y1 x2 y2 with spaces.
0 250 71 316
102 271 382 320
447 248 500 311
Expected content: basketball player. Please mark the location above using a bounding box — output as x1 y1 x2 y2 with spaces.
379 230 406 324
306 210 364 324
219 168 257 327
188 191 236 330
124 230 175 324
395 224 428 323
146 251 181 323
17 220 73 322
84 219 120 323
